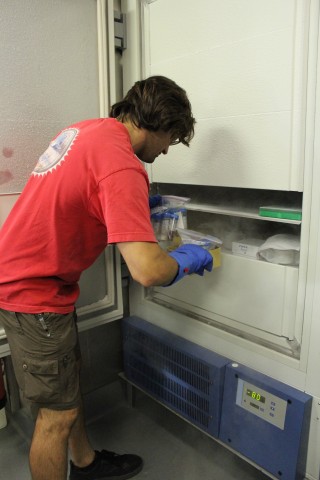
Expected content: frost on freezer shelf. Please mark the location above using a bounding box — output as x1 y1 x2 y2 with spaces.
257 234 300 266
231 235 300 265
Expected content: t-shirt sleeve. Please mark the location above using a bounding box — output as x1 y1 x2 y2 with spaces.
92 167 157 244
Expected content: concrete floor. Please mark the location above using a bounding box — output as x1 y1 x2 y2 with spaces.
0 380 270 480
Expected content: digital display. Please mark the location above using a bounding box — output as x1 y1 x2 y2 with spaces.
246 388 266 403
237 379 287 430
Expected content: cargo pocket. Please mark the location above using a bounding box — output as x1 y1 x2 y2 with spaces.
60 350 80 405
22 357 60 403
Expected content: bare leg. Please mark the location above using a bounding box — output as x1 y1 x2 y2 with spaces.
29 407 79 480
68 404 95 467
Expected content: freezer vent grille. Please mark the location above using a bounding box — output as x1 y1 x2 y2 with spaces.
122 317 228 438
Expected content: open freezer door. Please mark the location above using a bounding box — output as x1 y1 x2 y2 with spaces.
76 247 123 332
0 0 123 344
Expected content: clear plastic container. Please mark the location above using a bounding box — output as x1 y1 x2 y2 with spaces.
161 212 178 240
151 212 162 237
151 195 189 240
167 207 187 229
152 212 179 241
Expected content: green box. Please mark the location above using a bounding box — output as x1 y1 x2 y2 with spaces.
259 206 302 221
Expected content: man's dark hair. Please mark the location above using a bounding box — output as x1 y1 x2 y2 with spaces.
109 76 195 146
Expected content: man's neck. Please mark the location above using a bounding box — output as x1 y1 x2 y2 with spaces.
122 120 147 155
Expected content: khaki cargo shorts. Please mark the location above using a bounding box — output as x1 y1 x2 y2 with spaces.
0 309 82 411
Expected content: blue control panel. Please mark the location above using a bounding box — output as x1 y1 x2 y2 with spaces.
219 363 312 480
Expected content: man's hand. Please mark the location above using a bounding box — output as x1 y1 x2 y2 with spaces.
167 244 213 285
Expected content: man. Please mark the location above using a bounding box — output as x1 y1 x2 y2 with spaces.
0 76 213 480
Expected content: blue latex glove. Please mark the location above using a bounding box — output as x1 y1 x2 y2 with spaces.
166 244 213 286
149 194 162 209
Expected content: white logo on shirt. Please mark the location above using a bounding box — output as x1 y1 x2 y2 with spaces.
32 128 79 176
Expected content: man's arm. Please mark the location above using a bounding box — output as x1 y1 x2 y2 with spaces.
117 241 213 288
117 242 178 287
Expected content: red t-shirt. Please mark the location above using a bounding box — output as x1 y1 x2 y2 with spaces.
0 118 156 313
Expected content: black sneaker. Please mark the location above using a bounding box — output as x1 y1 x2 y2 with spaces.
69 449 143 480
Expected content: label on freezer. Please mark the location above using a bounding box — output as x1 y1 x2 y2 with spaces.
232 238 264 258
